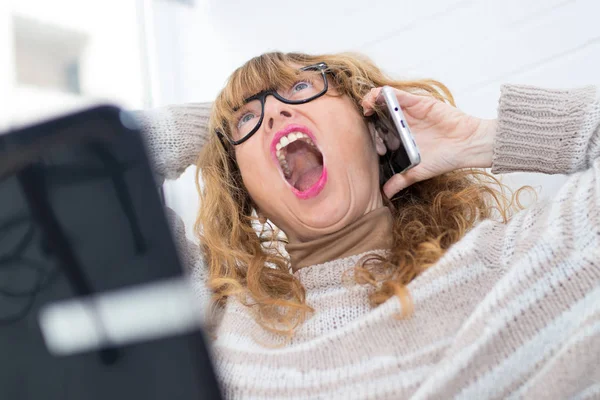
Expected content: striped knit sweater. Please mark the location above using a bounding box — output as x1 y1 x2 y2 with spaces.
135 84 600 399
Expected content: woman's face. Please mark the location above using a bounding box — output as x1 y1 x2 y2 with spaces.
233 72 385 243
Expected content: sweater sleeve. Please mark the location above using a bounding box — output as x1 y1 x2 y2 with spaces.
417 85 600 399
491 84 600 175
486 84 600 266
131 102 212 184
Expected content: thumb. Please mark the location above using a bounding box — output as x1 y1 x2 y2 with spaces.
382 169 420 199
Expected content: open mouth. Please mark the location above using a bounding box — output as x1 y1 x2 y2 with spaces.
272 127 327 199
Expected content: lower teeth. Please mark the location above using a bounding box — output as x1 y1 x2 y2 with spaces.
281 163 291 177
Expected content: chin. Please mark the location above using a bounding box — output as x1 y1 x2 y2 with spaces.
294 186 355 234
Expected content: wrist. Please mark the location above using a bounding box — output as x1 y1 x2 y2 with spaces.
462 118 497 169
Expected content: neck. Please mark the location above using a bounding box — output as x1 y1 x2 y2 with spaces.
285 207 394 272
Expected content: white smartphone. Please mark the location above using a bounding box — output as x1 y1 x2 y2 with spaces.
375 85 421 185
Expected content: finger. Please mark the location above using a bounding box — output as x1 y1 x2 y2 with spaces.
362 87 426 117
382 170 420 199
360 88 378 116
361 87 383 116
387 87 424 109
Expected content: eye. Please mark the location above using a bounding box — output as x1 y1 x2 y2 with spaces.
237 112 256 128
292 80 312 93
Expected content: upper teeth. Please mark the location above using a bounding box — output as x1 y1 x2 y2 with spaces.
275 132 315 164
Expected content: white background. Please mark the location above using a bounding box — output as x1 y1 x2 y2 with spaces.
0 0 145 128
155 0 600 235
2 0 599 237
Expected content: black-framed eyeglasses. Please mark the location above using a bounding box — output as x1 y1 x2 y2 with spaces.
216 62 329 146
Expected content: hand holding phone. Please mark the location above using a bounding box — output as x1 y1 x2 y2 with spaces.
362 85 493 198
374 86 421 186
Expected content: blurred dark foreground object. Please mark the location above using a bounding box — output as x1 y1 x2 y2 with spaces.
0 106 222 400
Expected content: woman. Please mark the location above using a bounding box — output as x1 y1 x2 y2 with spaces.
138 52 599 399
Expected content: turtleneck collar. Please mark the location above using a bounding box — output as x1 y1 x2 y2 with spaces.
285 207 394 272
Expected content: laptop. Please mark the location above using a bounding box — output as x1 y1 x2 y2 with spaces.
0 106 222 399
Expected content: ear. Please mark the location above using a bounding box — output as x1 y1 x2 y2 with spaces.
368 121 387 156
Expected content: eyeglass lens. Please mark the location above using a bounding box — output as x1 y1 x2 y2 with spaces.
230 69 326 141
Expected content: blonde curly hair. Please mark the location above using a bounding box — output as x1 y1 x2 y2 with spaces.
195 51 532 337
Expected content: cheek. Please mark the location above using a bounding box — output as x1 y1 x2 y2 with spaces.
322 105 377 168
235 146 275 207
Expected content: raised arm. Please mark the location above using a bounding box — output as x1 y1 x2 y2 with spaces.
361 84 600 197
131 102 212 184
402 86 600 398
491 84 600 175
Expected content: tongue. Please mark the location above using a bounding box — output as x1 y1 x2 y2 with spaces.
285 141 323 192
294 166 323 191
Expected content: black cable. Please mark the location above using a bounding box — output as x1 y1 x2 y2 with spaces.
0 222 35 265
0 257 58 297
0 214 56 323
0 144 132 363
0 292 36 326
16 163 121 365
0 264 60 326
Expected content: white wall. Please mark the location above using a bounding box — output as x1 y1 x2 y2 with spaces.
0 1 15 132
0 0 145 129
155 0 600 234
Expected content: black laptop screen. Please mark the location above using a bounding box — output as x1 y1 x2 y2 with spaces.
0 107 220 400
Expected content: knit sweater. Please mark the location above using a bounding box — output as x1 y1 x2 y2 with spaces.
134 85 600 399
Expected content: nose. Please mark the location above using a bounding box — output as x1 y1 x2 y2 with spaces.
263 95 293 132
